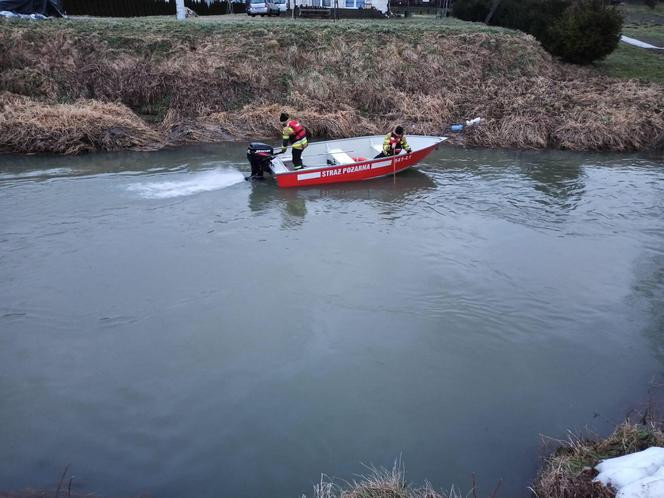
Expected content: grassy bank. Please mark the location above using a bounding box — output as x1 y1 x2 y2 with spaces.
1 16 663 154
596 43 664 84
619 1 664 26
532 419 664 498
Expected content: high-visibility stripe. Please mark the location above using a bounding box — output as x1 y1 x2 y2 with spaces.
371 160 392 169
297 171 321 181
292 137 308 149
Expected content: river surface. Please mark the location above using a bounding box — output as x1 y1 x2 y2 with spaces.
1 143 663 498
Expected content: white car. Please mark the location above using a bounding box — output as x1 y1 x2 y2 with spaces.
247 0 286 16
247 0 268 16
267 0 287 14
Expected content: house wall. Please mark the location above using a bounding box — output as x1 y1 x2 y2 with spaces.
296 0 388 13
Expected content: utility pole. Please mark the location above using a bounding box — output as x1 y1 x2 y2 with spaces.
176 0 186 20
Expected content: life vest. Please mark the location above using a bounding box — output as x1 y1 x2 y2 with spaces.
384 132 403 155
391 134 403 152
288 120 307 142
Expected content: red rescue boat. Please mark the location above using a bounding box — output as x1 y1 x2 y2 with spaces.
246 135 447 188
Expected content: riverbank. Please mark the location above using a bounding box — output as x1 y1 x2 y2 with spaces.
532 419 664 498
3 418 663 498
1 16 663 154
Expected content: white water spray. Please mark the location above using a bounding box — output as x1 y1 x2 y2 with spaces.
127 168 245 199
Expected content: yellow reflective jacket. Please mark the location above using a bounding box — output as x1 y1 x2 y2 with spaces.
382 132 410 155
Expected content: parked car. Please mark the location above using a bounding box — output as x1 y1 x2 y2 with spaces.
268 0 287 14
247 0 285 16
247 0 268 16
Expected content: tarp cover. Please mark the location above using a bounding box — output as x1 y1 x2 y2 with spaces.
0 0 64 16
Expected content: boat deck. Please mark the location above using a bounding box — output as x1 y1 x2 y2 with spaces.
272 137 389 173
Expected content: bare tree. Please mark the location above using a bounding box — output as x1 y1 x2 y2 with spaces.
484 0 502 24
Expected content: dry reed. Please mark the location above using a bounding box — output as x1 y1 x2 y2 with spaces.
307 460 464 498
1 21 663 154
0 92 163 154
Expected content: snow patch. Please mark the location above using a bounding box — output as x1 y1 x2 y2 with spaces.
594 447 664 498
621 36 664 50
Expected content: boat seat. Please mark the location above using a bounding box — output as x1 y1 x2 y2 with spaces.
328 148 355 165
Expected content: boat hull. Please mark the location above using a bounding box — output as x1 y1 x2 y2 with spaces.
274 141 441 188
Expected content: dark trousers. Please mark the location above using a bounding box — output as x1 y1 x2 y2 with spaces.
292 147 304 168
373 151 397 159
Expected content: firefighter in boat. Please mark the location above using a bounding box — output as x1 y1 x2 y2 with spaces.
375 125 412 158
280 112 308 170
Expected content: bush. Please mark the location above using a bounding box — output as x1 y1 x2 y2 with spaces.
452 0 622 65
451 0 490 22
491 0 571 42
543 0 623 64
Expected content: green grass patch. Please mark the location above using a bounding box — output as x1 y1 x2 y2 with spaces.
622 22 664 46
619 1 664 25
595 42 664 84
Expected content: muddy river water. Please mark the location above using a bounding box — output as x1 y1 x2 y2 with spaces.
1 143 663 497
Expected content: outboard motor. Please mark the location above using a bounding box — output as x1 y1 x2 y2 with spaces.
246 142 274 180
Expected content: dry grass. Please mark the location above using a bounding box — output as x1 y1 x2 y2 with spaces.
463 74 664 151
1 19 663 154
531 420 664 498
306 460 466 498
0 461 473 498
0 92 163 154
0 490 148 498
